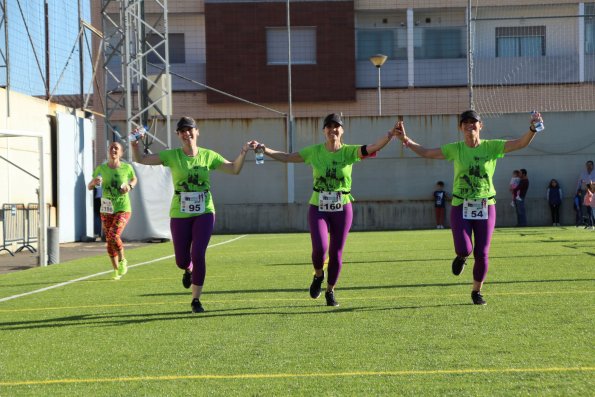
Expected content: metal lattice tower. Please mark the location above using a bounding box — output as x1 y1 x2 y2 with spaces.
101 0 172 156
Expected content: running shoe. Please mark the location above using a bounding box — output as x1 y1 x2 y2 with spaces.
182 269 192 289
191 298 204 313
325 290 339 307
112 269 121 280
309 272 324 299
451 256 467 276
117 258 128 276
471 291 487 305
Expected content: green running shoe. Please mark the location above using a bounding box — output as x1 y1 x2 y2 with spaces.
118 258 128 276
112 269 121 280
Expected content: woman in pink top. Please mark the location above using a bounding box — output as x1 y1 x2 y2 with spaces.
583 183 594 229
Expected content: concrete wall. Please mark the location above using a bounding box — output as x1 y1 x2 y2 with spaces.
5 98 592 245
195 111 594 232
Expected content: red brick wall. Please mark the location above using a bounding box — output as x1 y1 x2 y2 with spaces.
205 1 355 104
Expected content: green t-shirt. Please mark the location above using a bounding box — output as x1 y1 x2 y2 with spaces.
159 147 225 218
93 162 136 213
441 140 506 206
299 144 361 206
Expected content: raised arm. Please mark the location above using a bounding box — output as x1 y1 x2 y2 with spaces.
217 142 252 175
130 139 163 165
393 120 445 159
250 141 304 163
358 130 393 158
504 112 543 153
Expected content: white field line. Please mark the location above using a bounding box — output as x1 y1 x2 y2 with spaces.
0 235 247 303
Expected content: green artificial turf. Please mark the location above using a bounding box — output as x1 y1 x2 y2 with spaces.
0 228 593 396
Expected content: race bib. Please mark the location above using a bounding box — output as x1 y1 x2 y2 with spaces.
318 191 343 212
180 192 206 214
100 198 114 214
463 199 488 220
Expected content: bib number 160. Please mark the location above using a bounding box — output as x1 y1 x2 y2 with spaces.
319 202 342 211
318 191 343 212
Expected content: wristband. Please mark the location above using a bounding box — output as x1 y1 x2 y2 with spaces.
402 138 411 148
128 183 134 190
361 145 369 156
529 125 537 133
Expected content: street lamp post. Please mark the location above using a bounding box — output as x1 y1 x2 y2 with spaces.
369 54 388 115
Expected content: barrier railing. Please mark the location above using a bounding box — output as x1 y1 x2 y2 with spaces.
16 203 42 253
0 204 26 256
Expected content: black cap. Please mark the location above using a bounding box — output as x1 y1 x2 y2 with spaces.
323 113 343 128
459 110 481 124
176 116 197 131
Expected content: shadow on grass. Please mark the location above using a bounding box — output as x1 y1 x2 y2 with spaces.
264 252 586 268
139 277 595 297
0 302 473 330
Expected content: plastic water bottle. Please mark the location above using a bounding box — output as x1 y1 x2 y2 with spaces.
129 126 147 142
255 146 264 165
531 111 544 132
97 173 103 187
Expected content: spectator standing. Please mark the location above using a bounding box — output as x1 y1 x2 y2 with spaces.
546 179 562 226
577 160 594 222
93 184 103 239
584 183 594 230
573 189 584 227
509 170 521 207
433 181 448 229
514 169 529 226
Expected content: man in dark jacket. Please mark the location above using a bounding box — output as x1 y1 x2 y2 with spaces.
514 168 529 226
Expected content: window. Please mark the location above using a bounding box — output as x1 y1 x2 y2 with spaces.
147 33 185 64
413 27 465 59
266 27 316 65
357 30 393 60
496 26 545 57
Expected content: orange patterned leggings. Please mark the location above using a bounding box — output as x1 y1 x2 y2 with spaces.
100 212 131 257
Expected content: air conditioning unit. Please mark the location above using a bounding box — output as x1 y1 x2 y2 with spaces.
148 73 172 117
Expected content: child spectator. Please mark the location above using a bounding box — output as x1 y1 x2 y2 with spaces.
546 179 562 226
509 170 521 207
433 181 448 229
573 189 583 227
584 183 594 230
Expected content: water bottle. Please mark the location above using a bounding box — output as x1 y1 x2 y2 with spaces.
531 111 544 132
97 173 103 187
255 146 264 165
129 126 147 142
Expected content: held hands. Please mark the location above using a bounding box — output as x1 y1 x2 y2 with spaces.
240 141 253 155
248 140 266 153
392 121 409 144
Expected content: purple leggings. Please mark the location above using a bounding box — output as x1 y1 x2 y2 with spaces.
450 204 496 282
170 213 215 286
308 203 353 286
